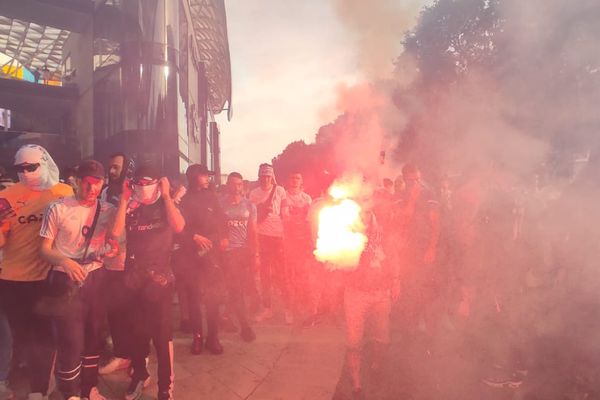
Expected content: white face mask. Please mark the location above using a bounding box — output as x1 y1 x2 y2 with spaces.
133 183 160 204
14 144 59 191
18 170 44 190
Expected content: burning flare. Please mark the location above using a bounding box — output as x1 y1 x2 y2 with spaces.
313 179 368 269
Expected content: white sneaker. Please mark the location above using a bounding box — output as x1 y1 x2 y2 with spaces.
0 381 13 400
27 393 47 400
99 357 131 375
86 387 107 400
254 308 273 322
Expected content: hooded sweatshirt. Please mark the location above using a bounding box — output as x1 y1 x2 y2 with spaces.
0 145 73 281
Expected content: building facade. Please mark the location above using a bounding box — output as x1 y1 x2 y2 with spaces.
0 0 231 179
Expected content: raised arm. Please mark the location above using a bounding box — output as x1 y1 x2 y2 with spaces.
160 177 185 233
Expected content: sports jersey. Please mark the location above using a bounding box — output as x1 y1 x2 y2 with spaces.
40 197 115 273
126 199 173 273
220 197 256 250
0 182 73 281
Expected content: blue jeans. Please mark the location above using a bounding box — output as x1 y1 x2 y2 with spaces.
0 310 11 381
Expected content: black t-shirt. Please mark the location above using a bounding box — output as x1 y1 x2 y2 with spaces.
125 199 173 273
179 188 227 256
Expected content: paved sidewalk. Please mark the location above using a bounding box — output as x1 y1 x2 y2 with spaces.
97 319 345 400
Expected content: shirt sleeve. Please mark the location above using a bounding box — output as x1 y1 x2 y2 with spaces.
39 202 60 240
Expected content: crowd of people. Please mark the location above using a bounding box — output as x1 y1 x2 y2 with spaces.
0 143 591 400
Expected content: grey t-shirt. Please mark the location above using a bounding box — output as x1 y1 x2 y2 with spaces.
221 197 257 250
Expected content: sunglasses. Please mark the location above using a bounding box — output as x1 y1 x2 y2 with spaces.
132 178 158 186
14 163 40 173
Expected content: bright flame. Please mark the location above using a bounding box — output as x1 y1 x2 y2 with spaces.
313 181 368 269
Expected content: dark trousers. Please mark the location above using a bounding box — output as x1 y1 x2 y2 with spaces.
0 278 55 394
173 251 220 339
102 270 131 359
221 248 253 328
128 281 173 394
258 234 286 308
50 269 105 398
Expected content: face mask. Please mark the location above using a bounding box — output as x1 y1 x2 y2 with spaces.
133 183 160 204
18 170 44 190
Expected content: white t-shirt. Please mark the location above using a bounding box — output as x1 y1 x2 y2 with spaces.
249 185 287 238
40 197 116 273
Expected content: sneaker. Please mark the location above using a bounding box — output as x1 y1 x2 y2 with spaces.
204 336 224 355
125 378 146 400
240 325 256 342
0 381 13 400
285 310 294 325
99 357 131 375
254 308 273 322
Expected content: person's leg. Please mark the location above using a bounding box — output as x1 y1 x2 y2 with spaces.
151 288 174 400
258 235 273 310
369 290 392 371
128 287 151 383
0 308 12 396
51 273 84 399
202 257 224 354
226 249 251 329
269 237 290 315
344 287 368 393
185 268 204 354
0 279 56 396
104 270 131 359
81 270 106 398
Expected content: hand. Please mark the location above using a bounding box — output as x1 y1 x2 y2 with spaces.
423 246 436 264
193 234 213 251
104 238 119 258
391 279 401 301
173 185 187 204
121 179 132 202
63 259 87 283
0 208 15 225
159 177 171 199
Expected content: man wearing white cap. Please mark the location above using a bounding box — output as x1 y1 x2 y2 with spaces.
0 144 73 400
248 163 289 322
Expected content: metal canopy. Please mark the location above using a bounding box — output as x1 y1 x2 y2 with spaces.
0 0 232 114
189 0 232 114
0 16 69 76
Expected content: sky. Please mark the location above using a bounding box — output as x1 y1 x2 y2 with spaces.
217 1 428 179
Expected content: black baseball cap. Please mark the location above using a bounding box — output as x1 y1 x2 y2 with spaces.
186 164 214 179
77 160 105 179
134 163 161 181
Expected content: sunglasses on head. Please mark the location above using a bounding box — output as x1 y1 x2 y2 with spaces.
14 163 40 173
